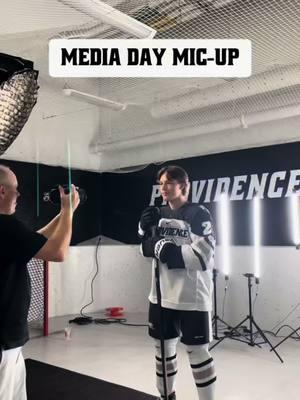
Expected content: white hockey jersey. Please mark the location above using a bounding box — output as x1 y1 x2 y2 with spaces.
140 202 215 312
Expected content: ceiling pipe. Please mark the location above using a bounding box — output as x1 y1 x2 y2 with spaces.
59 0 156 38
52 21 106 39
90 104 300 153
63 88 126 111
150 64 300 118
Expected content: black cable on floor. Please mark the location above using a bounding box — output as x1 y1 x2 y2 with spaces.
94 318 148 327
69 316 93 325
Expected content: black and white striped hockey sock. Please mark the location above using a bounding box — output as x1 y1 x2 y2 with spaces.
186 344 216 400
154 338 178 398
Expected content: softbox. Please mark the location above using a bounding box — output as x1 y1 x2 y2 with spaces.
0 53 39 155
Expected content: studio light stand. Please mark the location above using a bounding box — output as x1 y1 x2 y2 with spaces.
273 193 300 350
271 325 300 351
273 194 300 349
210 273 283 363
212 269 232 339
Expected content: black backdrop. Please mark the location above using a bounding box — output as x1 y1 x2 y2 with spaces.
102 141 300 246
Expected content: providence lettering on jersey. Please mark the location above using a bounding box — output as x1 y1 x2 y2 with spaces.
158 226 189 238
141 203 215 312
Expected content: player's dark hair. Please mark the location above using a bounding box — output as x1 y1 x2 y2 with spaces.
157 165 189 195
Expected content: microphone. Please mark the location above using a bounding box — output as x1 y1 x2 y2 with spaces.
150 206 160 237
151 225 157 237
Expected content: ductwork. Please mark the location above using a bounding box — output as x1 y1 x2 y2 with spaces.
59 0 156 38
150 64 300 118
91 103 300 153
52 20 107 39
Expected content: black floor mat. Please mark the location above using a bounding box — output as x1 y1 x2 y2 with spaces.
25 359 156 400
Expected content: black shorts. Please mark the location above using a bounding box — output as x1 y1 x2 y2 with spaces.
148 302 212 345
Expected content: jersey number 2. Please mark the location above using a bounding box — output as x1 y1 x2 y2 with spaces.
202 221 212 235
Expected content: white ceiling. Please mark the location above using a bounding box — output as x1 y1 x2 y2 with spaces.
0 0 300 171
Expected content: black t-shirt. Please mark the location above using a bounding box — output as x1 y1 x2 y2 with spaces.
0 215 47 349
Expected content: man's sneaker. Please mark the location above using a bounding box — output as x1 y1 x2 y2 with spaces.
157 392 176 400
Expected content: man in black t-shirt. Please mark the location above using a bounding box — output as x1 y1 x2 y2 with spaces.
0 164 80 400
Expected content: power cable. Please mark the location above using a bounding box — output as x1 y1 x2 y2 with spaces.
94 318 147 327
69 236 148 327
269 302 300 332
69 236 101 325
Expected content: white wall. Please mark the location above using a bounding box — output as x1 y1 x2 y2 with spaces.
50 243 300 333
214 246 300 331
49 243 152 317
96 114 300 171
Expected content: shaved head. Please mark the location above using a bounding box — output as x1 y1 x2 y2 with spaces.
0 165 19 214
0 165 12 185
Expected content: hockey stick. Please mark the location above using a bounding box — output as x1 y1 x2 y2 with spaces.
154 256 168 400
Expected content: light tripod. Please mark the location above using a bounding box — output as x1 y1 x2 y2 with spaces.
271 326 300 351
271 243 300 351
210 273 284 363
212 269 232 339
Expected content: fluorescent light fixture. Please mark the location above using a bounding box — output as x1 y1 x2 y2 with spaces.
63 88 127 111
253 196 261 281
219 192 231 279
60 0 156 38
290 191 300 248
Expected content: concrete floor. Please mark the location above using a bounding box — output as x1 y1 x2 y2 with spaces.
24 314 300 400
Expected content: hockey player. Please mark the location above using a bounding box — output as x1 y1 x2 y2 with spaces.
139 165 216 400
